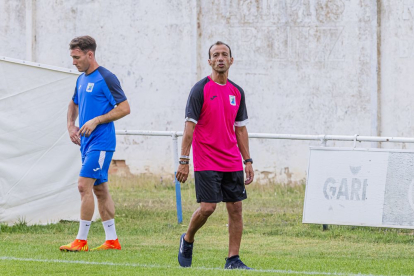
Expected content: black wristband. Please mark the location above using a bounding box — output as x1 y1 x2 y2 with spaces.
243 158 253 164
179 160 189 165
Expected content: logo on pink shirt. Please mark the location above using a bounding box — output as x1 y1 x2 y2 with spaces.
229 95 236 106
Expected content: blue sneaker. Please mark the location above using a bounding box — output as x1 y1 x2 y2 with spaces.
178 233 193 267
224 255 252 270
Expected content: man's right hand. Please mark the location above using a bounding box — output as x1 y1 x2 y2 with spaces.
176 164 189 183
68 125 81 146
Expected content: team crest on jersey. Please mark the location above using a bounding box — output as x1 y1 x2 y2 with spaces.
86 83 94 92
229 95 236 106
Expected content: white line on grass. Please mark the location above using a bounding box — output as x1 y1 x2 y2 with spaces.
0 256 395 276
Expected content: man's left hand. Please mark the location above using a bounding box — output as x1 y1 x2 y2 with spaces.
245 163 254 185
78 117 99 137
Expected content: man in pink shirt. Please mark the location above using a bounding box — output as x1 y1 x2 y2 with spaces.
176 41 254 269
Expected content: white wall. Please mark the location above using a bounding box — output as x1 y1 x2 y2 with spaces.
380 1 414 150
0 0 407 183
196 0 378 183
0 1 26 59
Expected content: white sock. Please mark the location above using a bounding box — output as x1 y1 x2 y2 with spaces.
76 220 91 240
102 219 117 240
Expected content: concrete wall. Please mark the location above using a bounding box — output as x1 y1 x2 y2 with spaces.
380 1 414 150
0 0 407 183
196 0 378 183
0 1 26 59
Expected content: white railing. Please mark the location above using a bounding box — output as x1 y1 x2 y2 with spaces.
116 130 414 143
115 130 414 223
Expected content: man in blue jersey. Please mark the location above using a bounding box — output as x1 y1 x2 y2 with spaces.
60 36 130 252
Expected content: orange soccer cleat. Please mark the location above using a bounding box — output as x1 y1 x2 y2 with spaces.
90 238 122 251
59 239 88 252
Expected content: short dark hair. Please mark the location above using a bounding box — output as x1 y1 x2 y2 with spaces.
208 41 232 59
69 36 97 53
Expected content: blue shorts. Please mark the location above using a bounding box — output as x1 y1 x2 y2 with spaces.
80 150 114 186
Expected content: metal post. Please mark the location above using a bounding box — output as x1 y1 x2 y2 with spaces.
171 133 183 223
353 134 359 148
320 135 329 231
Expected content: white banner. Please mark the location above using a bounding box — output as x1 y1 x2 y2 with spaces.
303 147 414 229
0 58 98 225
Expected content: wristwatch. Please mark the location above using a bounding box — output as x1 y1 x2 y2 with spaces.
243 158 253 164
179 160 189 165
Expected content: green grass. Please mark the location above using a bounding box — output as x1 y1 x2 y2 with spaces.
1 175 414 275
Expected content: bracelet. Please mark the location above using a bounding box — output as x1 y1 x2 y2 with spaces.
243 158 253 165
179 160 189 165
180 155 190 160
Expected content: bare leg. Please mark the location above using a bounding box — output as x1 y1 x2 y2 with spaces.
78 177 97 220
93 182 115 221
226 201 243 257
185 202 217 242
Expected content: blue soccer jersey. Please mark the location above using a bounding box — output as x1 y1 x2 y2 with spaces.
72 66 127 155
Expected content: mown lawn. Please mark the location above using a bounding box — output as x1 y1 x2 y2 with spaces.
1 175 414 275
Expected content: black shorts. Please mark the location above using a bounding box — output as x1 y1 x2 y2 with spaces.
194 170 247 203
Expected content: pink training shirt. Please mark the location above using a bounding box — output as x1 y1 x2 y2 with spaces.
185 76 249 172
